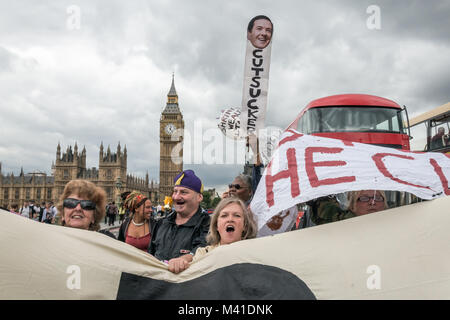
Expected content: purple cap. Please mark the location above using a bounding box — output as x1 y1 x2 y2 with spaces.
173 170 204 193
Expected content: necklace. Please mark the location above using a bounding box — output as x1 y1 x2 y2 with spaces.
131 219 144 226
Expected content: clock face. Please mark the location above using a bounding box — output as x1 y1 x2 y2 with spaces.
165 123 176 135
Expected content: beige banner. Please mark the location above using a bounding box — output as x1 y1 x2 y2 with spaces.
1 195 449 299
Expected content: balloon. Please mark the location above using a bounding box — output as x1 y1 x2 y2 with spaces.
217 107 245 140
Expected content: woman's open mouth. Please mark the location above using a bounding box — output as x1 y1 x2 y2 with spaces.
226 225 235 233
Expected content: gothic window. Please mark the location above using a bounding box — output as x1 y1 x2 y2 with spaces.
105 187 112 198
64 170 69 179
26 188 31 200
107 169 112 179
47 188 52 199
4 188 9 200
36 188 41 200
15 189 19 200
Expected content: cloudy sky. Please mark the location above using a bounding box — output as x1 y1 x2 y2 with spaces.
0 0 449 195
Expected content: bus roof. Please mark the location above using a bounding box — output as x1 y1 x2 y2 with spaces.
409 102 450 127
306 94 402 109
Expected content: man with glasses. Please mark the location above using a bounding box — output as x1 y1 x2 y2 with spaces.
222 174 253 207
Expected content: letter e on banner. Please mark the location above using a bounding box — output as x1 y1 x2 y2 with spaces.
305 147 356 187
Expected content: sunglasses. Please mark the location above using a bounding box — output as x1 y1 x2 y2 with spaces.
357 196 384 203
63 198 96 210
228 184 247 190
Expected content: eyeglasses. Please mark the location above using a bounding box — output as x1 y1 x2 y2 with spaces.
228 184 248 190
63 198 96 210
357 196 384 203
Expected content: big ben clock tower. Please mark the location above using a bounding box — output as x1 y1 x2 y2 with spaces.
159 74 184 204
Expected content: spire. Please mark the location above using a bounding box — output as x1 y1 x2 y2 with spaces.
164 73 180 113
99 141 104 160
168 72 177 97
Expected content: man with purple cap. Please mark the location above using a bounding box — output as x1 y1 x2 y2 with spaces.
149 170 210 273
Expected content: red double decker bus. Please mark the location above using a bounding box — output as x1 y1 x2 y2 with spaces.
288 94 410 150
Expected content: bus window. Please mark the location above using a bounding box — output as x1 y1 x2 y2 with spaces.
408 102 450 154
429 116 450 151
409 122 428 151
298 106 405 134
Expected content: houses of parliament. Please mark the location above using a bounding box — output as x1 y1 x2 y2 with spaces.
0 76 184 208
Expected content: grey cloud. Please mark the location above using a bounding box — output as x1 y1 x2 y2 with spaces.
0 0 449 189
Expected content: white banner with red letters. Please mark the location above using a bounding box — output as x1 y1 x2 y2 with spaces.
251 129 450 230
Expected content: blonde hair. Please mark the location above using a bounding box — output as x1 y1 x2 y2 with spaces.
348 190 388 213
56 179 106 231
206 197 257 246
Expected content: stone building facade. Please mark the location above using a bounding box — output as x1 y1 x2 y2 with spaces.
0 143 158 209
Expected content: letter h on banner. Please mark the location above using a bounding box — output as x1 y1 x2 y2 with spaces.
265 148 300 207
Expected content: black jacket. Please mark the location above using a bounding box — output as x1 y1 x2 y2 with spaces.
148 207 210 261
118 216 155 251
98 229 117 239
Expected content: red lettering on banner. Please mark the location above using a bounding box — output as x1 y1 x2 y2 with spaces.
278 130 303 147
265 148 300 207
341 140 354 146
305 147 356 187
372 153 430 189
429 159 450 195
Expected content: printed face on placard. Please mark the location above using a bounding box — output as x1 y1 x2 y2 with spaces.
247 18 273 49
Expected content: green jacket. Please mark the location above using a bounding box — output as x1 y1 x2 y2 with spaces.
311 197 356 225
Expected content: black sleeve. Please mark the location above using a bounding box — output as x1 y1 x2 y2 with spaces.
148 218 163 255
190 214 211 255
98 229 116 239
118 218 128 242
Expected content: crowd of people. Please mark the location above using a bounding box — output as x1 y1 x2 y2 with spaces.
4 200 58 224
3 168 390 274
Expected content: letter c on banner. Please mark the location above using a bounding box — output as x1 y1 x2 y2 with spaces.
429 158 450 195
372 153 430 189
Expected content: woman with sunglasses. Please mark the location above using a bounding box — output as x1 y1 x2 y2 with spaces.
118 191 154 251
56 180 115 238
312 190 388 225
